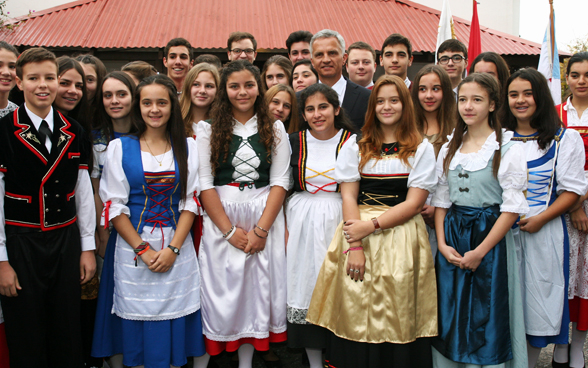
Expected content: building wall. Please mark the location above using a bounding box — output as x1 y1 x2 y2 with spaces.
411 0 520 37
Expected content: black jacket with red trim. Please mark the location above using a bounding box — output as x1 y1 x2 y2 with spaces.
0 106 90 230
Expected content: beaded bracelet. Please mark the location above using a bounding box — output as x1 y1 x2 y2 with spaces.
343 246 363 254
225 226 238 241
222 225 235 238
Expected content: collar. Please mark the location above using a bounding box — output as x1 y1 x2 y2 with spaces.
321 75 347 105
366 81 374 88
24 104 54 132
404 77 411 88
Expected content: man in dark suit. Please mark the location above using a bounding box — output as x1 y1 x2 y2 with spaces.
309 29 371 131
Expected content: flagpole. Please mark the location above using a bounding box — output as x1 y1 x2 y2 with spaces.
549 0 555 65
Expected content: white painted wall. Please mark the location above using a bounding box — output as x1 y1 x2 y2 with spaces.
411 0 520 37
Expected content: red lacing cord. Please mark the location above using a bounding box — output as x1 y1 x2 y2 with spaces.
304 181 337 194
144 183 175 249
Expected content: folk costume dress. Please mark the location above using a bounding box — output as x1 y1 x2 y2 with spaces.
558 98 588 330
286 128 353 348
431 130 529 368
94 136 206 368
511 127 586 347
190 122 204 254
306 136 438 368
196 116 290 354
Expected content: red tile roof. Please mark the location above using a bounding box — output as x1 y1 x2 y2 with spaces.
0 0 545 55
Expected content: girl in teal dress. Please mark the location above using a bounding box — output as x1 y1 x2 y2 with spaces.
431 73 529 368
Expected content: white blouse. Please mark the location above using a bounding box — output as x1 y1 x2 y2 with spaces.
335 135 438 194
99 138 201 224
431 130 529 214
565 97 588 128
196 115 291 191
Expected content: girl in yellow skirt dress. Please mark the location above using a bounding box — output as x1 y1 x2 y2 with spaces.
306 75 438 368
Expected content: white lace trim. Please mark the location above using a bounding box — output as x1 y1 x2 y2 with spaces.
113 304 200 322
499 205 528 215
204 324 287 342
287 306 310 325
431 200 452 209
449 130 514 172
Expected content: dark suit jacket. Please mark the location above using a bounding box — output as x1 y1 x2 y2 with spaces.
342 78 371 132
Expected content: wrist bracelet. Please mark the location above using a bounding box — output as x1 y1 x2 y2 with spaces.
343 246 363 254
222 225 235 239
371 217 382 235
225 226 237 241
253 228 268 239
134 243 150 267
255 224 269 234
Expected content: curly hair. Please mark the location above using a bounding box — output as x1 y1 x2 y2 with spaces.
209 60 276 175
359 75 421 170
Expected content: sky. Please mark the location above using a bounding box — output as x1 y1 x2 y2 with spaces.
514 0 586 51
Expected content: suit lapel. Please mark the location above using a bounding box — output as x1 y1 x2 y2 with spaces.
13 108 50 164
342 79 359 113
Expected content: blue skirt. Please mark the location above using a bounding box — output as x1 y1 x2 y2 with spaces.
433 205 511 365
92 230 206 368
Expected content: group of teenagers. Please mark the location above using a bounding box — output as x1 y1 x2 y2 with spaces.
0 26 587 368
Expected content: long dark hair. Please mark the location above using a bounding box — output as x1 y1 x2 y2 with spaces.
469 52 510 98
500 68 561 150
444 73 503 177
133 75 188 201
209 60 276 175
56 56 89 125
359 75 421 170
298 83 354 132
411 64 456 155
95 71 137 143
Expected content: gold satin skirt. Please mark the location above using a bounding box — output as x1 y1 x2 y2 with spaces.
306 205 438 344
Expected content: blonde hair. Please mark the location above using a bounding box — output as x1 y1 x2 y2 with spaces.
180 63 220 133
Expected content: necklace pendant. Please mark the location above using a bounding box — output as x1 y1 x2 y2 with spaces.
159 162 162 166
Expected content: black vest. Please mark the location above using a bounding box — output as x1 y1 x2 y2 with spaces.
0 107 90 230
289 129 353 193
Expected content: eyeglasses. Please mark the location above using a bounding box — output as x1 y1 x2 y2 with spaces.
438 55 465 65
231 48 255 56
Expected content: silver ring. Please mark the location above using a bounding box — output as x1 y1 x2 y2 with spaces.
349 268 354 272
343 231 348 236
345 234 350 239
354 270 360 273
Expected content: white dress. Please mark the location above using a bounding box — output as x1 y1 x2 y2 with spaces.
286 129 345 325
511 128 587 337
196 116 290 343
99 138 202 321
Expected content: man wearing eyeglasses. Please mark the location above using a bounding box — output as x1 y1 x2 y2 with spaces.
227 32 257 64
437 39 468 94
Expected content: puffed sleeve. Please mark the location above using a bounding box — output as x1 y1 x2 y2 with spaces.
269 120 291 190
91 143 107 179
431 143 451 208
498 143 529 214
179 138 201 214
555 129 588 195
407 139 437 193
99 139 131 225
335 135 360 183
196 121 215 191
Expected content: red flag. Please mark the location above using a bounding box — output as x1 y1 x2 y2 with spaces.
468 0 482 70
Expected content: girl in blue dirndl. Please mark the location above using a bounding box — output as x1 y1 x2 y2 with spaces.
432 73 529 368
93 74 209 368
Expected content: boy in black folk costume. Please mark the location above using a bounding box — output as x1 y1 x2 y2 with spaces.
0 47 96 368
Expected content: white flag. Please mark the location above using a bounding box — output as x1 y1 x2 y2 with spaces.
436 0 455 61
537 9 561 105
